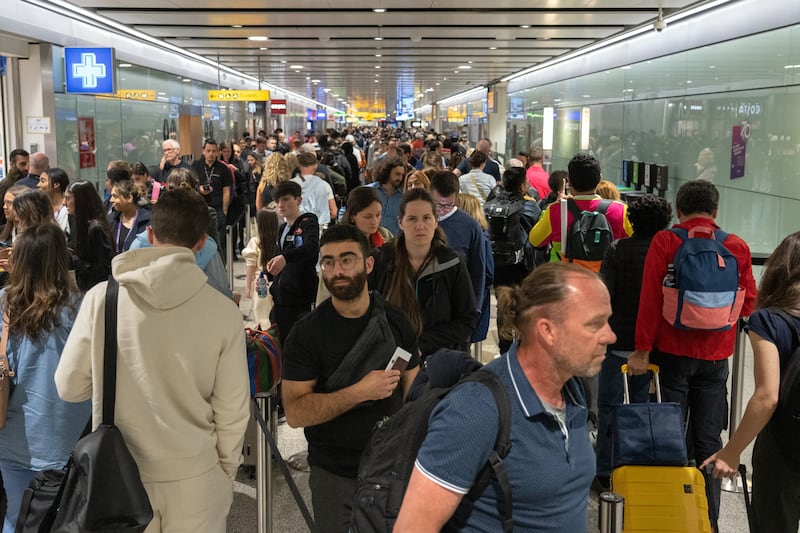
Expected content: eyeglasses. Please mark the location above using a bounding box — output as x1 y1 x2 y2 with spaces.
162 148 177 153
319 254 363 272
435 201 455 211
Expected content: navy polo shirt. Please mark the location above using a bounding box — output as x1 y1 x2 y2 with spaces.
415 344 595 532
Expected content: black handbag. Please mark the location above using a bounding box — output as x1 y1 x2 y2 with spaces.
15 277 153 532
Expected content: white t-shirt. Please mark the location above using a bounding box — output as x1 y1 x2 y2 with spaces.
291 174 334 225
55 205 70 234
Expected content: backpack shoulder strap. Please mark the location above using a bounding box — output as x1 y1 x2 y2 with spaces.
771 308 800 342
469 174 488 202
768 309 800 407
596 199 613 215
566 198 583 223
669 227 689 241
713 228 729 242
455 369 514 533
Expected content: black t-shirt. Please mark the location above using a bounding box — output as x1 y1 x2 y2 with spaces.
283 294 419 478
192 160 232 211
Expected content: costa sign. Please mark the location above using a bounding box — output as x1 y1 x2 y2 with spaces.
270 99 287 114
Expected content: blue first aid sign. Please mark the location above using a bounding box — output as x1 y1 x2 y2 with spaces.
64 48 115 94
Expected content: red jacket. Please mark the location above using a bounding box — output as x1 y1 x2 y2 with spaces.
634 217 757 360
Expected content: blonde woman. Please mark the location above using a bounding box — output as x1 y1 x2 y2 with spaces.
256 153 292 210
456 192 488 230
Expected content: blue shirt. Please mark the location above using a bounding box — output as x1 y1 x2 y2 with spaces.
415 344 595 532
438 209 489 313
0 295 90 470
366 182 402 235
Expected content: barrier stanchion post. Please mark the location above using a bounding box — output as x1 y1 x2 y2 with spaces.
255 395 270 533
471 342 483 361
598 492 624 533
226 225 234 290
245 209 252 243
722 317 748 493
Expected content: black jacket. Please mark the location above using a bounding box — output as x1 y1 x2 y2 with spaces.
107 207 151 255
270 212 320 306
600 234 654 351
70 219 113 292
372 243 477 357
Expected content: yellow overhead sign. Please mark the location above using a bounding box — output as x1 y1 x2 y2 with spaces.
208 90 270 101
116 90 156 100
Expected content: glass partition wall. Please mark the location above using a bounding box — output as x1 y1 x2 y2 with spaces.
507 24 800 254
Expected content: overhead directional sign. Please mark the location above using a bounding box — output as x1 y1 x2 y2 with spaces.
116 89 156 100
208 90 270 101
64 48 115 94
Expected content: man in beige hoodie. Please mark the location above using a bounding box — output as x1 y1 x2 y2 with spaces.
56 188 250 532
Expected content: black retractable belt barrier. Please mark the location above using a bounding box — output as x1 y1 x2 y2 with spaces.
252 401 320 533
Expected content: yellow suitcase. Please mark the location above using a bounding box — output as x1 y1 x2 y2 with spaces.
611 465 712 533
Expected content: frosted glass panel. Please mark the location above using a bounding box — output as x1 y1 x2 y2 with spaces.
509 23 800 254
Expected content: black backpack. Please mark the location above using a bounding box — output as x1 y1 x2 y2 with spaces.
767 309 800 462
484 190 527 268
564 198 613 263
351 368 513 533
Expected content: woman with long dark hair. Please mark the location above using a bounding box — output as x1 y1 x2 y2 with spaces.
702 231 800 532
371 188 476 358
242 208 280 327
36 167 70 233
65 181 113 291
0 223 90 532
0 185 29 245
12 189 54 234
342 186 392 249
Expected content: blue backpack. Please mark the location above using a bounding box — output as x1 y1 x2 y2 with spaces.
661 227 745 331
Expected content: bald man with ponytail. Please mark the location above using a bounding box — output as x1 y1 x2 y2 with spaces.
396 263 616 532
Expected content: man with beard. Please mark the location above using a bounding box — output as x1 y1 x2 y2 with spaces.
366 155 405 235
282 224 419 533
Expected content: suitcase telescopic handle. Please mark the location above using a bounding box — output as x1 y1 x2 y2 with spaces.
620 363 662 404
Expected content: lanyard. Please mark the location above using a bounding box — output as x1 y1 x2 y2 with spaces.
115 210 138 254
204 163 217 184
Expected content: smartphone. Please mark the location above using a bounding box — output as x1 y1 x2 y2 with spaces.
0 241 10 248
385 347 412 372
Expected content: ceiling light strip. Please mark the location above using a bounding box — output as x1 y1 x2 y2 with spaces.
436 86 487 107
501 0 733 83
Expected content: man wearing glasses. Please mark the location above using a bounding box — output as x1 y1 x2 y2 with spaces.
155 139 194 182
282 223 419 533
430 171 490 335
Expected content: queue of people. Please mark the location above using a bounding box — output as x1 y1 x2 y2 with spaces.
0 124 797 533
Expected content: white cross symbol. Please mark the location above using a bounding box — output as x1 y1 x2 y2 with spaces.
72 53 106 89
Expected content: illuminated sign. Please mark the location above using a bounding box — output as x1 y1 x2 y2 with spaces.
270 99 287 114
208 90 270 101
115 89 156 100
317 110 328 120
64 48 115 94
